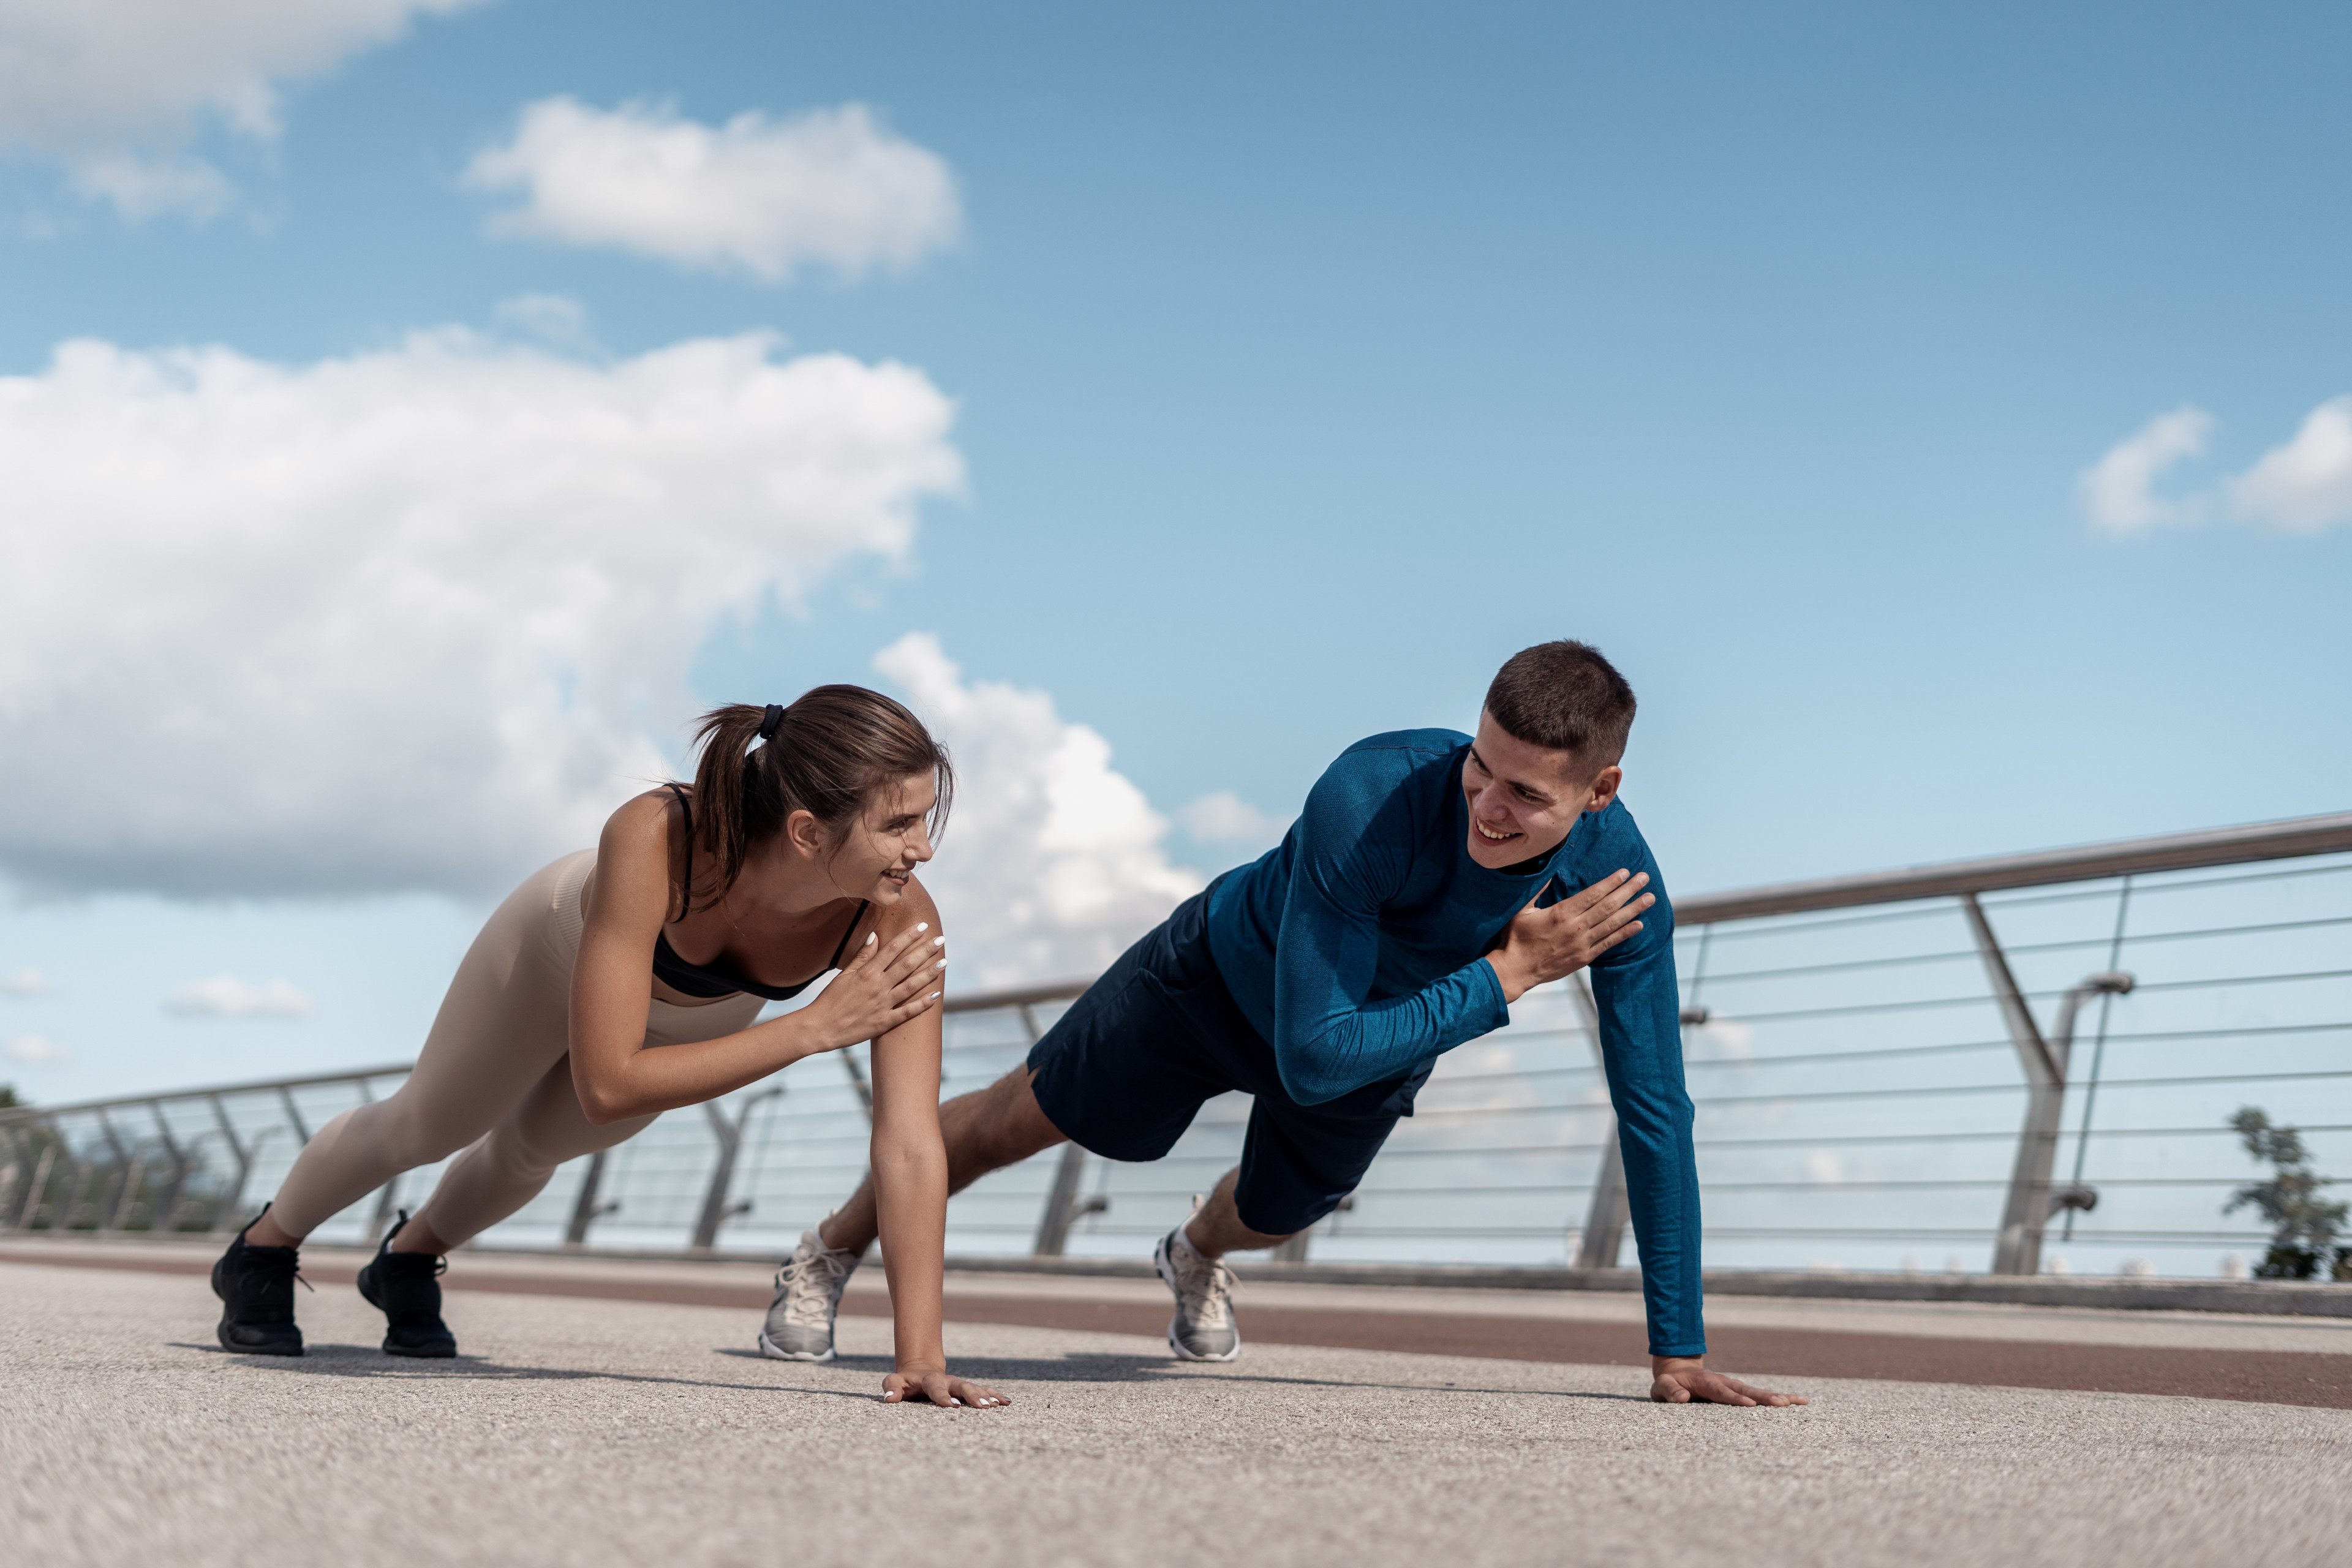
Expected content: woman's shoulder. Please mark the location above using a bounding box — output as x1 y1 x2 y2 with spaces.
860 874 941 943
592 790 690 901
601 788 685 846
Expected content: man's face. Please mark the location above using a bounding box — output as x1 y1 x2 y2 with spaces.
1460 709 1622 870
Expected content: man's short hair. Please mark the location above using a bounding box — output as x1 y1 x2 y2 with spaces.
1484 641 1637 767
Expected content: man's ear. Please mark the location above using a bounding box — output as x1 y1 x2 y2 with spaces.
1581 765 1624 815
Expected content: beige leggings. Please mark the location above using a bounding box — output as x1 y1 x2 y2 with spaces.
268 851 766 1245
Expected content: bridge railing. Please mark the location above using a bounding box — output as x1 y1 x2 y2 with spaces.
6 811 2348 1280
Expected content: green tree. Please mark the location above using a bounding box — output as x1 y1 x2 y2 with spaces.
2226 1107 2350 1280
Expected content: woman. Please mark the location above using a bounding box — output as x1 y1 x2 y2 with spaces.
210 688 1006 1409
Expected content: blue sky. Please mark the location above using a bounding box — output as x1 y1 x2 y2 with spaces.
2 0 2347 1103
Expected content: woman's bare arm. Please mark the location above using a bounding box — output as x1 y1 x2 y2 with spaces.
568 795 940 1125
866 881 1007 1409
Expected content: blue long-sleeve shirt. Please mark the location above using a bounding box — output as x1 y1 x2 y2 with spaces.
1205 729 1705 1357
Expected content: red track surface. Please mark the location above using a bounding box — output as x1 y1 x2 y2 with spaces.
19 1249 2352 1410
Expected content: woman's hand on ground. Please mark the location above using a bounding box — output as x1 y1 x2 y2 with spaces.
799 923 946 1055
1649 1356 1806 1407
883 1368 1010 1408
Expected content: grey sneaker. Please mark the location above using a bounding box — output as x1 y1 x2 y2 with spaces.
1153 1228 1242 1362
759 1229 860 1362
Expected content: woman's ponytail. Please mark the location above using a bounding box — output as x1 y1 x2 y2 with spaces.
678 687 952 912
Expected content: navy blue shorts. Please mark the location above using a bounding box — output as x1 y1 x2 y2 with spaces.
1026 882 1429 1237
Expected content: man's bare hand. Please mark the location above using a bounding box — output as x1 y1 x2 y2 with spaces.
1485 870 1654 1003
1649 1356 1806 1407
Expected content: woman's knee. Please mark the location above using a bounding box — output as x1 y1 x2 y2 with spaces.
345 1097 476 1170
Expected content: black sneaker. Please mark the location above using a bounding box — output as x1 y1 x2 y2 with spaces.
211 1207 306 1357
355 1210 458 1359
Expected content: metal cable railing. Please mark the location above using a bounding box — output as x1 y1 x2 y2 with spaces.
4 810 2348 1281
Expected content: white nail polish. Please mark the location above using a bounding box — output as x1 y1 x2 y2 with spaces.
932 935 946 946
914 922 927 933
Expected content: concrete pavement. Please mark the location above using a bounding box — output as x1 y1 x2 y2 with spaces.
5 1254 2351 1568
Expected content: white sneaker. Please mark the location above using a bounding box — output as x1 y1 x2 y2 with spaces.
758 1230 861 1362
1153 1228 1242 1361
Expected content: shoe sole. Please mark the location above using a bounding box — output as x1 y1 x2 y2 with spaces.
1153 1236 1243 1362
1163 1320 1243 1362
758 1330 836 1363
216 1322 304 1356
382 1340 457 1359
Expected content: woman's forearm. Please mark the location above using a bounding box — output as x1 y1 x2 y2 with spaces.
872 1139 951 1371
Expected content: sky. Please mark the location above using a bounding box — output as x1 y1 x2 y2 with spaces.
2 0 2347 1104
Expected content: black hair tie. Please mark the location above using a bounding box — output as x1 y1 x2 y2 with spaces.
756 704 786 743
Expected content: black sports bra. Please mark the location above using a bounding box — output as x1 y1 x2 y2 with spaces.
651 785 869 1002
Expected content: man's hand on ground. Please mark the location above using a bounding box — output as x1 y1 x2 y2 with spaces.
1486 870 1654 1003
1649 1356 1806 1407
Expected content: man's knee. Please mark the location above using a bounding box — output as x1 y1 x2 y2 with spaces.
944 1067 1066 1179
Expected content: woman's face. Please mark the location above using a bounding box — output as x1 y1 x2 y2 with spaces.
827 771 939 903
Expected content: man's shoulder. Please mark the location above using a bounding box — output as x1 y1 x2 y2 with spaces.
1294 730 1466 850
1330 728 1469 774
1559 799 1664 881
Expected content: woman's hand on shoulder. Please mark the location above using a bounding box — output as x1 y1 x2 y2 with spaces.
795 881 945 1057
883 1366 1009 1409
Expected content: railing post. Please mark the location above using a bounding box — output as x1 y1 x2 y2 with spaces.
1569 974 1630 1270
0 1128 26 1228
564 1149 620 1246
692 1090 781 1251
146 1103 193 1234
15 1140 57 1231
1017 1003 1107 1257
1031 1144 1107 1257
207 1095 270 1233
94 1109 146 1234
1964 894 2133 1275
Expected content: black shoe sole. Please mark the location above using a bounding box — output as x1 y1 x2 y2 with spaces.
216 1320 304 1356
381 1337 458 1359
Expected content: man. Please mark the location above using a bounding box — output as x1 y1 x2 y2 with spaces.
764 641 1801 1407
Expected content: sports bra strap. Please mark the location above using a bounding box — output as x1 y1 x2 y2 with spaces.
664 783 696 921
827 900 871 968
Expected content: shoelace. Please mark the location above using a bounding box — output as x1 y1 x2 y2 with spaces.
1169 1245 1237 1329
239 1246 314 1297
775 1242 855 1329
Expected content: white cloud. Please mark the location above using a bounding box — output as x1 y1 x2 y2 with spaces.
1685 1017 1754 1061
873 635 1203 987
0 0 490 217
2082 396 2352 538
2231 395 2352 533
165 974 314 1018
1178 791 1292 851
2078 405 2211 533
0 328 962 900
466 98 960 282
67 151 236 222
6 1034 68 1063
1 967 48 995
